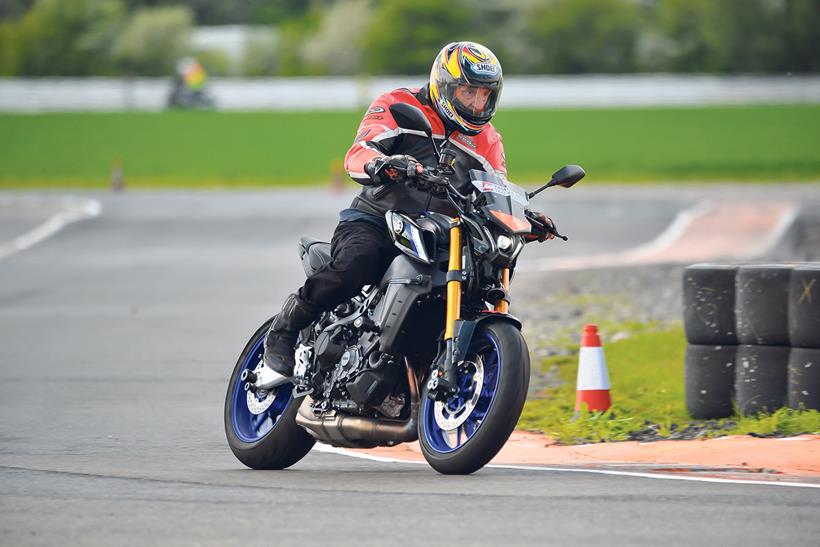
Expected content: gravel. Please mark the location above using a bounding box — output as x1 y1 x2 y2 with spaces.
515 204 820 358
512 205 820 423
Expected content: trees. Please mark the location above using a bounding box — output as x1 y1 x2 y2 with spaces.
362 0 471 75
1 0 125 76
0 0 816 76
110 6 193 76
0 0 194 76
526 0 642 74
652 0 819 73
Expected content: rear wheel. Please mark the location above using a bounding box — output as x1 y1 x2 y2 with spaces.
224 319 314 469
419 321 530 475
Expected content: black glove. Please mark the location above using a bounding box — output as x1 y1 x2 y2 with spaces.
525 211 556 242
364 155 420 185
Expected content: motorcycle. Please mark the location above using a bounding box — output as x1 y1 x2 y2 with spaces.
224 103 584 474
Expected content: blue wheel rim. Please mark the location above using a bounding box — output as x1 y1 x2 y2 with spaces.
421 331 501 454
230 332 293 443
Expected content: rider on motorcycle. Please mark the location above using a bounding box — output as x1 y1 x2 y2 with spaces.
262 41 555 382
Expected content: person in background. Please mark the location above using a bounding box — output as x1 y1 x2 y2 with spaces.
168 57 213 109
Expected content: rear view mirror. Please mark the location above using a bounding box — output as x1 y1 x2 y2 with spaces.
389 103 433 138
527 164 585 198
550 164 585 188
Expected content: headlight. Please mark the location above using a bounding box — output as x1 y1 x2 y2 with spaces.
496 234 513 251
391 215 405 234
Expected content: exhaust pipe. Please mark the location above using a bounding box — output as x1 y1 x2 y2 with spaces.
296 364 420 446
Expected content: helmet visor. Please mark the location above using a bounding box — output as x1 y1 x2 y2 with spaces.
448 83 500 123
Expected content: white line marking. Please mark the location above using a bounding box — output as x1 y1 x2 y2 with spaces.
0 196 101 260
312 444 820 489
523 199 799 272
756 205 799 258
522 200 714 272
621 199 714 259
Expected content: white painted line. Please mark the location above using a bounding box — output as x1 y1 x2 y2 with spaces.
620 199 714 259
313 443 428 465
756 205 799 258
312 444 820 489
523 200 713 272
0 196 101 260
523 199 799 272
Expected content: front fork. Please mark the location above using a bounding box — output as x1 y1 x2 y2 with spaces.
428 219 511 399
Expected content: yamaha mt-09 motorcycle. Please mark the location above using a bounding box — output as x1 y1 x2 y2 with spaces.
224 103 584 474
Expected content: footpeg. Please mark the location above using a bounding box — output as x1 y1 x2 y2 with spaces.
255 365 292 390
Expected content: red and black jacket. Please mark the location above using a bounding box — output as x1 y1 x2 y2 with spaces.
344 86 507 218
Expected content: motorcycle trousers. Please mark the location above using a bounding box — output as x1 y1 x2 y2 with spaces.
299 219 400 312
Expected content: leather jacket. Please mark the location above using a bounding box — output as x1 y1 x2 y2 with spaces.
343 86 507 218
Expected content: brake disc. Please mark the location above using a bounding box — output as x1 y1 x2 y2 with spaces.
434 356 484 431
246 362 275 415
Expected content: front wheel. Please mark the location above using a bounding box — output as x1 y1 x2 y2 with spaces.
419 321 530 474
224 319 315 469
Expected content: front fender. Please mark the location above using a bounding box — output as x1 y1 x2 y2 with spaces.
452 312 522 363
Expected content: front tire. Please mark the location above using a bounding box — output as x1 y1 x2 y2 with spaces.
419 321 530 475
224 319 315 469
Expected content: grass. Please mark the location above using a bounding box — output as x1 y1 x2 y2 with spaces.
496 104 820 182
1 104 818 188
518 325 820 444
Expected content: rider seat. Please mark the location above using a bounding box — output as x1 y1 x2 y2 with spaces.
298 237 332 276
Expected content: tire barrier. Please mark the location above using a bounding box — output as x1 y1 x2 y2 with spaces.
735 345 790 416
735 264 792 346
788 265 820 348
683 264 738 345
788 347 820 411
685 344 737 419
683 262 820 418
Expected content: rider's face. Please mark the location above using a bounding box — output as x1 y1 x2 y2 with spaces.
453 85 492 116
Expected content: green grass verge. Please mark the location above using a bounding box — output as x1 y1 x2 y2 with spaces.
519 326 820 444
1 104 818 188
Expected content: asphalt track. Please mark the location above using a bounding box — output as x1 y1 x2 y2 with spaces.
1 187 819 546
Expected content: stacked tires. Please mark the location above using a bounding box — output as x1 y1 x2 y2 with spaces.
683 263 820 418
788 265 820 412
683 264 738 419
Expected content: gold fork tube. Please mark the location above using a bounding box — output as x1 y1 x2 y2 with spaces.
444 220 462 340
494 268 510 313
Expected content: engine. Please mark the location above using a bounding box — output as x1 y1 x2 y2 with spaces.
303 292 406 418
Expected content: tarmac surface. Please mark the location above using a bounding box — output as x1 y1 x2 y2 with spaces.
1 185 819 546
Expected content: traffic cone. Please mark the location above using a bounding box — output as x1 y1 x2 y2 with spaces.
111 159 124 192
575 324 612 413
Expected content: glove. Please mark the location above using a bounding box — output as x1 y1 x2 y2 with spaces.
525 211 555 242
364 155 420 185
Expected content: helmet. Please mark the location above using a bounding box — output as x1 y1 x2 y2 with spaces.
429 41 503 136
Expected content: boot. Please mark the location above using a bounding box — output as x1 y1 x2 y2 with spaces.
263 293 319 376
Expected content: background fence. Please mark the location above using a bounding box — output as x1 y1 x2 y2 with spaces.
2 74 819 112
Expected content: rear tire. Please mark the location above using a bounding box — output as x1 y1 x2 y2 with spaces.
418 321 530 475
224 319 315 469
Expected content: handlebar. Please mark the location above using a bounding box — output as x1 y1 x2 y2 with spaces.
408 164 568 242
409 167 470 205
527 214 568 241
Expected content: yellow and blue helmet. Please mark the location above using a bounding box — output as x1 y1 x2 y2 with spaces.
429 41 503 136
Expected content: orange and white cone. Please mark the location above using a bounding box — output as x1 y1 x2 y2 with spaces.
575 324 611 413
